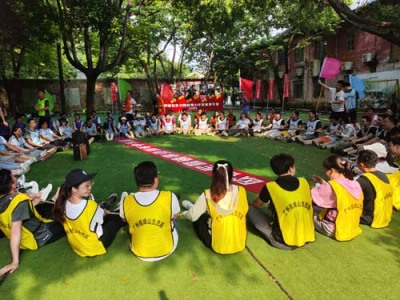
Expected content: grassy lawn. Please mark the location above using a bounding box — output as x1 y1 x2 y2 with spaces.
1 135 399 300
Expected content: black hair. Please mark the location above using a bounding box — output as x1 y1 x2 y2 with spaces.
391 137 400 146
322 155 354 180
0 169 13 195
343 81 351 87
357 150 378 168
361 115 371 122
270 153 295 176
337 80 345 86
27 117 36 124
11 124 20 134
134 161 158 187
384 114 397 126
291 109 299 117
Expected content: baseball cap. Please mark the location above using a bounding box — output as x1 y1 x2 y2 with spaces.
121 117 127 121
363 143 387 158
65 169 96 188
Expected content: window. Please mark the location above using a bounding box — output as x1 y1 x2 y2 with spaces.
314 40 326 60
346 30 355 51
293 80 303 98
295 48 304 63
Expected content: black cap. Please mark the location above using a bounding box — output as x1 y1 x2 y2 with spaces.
65 169 96 188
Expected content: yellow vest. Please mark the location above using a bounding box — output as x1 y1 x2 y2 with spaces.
63 200 106 257
124 191 174 258
268 178 315 246
387 171 400 210
0 193 51 250
37 98 47 116
206 186 248 254
329 180 363 241
361 173 393 228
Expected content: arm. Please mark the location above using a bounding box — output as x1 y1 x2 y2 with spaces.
0 109 7 126
252 197 265 208
0 221 22 275
317 79 330 90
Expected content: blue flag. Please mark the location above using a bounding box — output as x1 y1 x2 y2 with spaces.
349 75 366 100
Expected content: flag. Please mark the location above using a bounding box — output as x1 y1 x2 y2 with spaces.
160 83 174 102
256 80 262 100
349 75 366 100
268 79 275 101
110 82 118 102
239 77 253 101
117 79 132 102
283 74 290 98
319 57 342 80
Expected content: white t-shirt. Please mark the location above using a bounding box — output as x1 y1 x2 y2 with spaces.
65 200 104 238
217 117 227 131
237 118 250 129
180 119 191 131
198 118 208 130
329 88 345 112
120 190 180 262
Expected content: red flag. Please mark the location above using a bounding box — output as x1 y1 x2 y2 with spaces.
320 57 342 80
239 77 253 101
256 80 262 100
111 82 117 102
283 74 290 98
160 83 174 102
268 79 275 101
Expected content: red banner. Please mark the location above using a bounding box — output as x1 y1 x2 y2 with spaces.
157 83 223 114
268 79 275 101
283 74 290 98
256 79 262 100
239 77 253 101
111 82 118 102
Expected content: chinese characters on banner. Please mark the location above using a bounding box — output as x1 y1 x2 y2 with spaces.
268 79 275 101
256 79 262 100
283 74 290 98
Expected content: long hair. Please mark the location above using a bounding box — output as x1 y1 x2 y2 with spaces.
210 160 233 203
322 155 354 180
52 183 73 223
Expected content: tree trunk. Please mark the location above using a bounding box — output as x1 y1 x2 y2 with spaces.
57 43 67 114
85 74 98 117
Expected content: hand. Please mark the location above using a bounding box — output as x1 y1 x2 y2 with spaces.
0 262 19 276
3 121 8 126
317 79 322 85
311 175 325 184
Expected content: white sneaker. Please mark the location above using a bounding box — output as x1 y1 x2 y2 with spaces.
182 200 194 210
40 184 53 201
17 175 26 188
25 181 39 194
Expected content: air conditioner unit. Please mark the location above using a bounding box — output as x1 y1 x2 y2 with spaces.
341 61 353 71
362 52 374 63
310 59 321 77
295 68 304 77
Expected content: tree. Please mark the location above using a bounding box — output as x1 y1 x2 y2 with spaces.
320 0 400 46
52 0 136 115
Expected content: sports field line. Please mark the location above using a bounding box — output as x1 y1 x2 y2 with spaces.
116 139 271 193
117 139 294 298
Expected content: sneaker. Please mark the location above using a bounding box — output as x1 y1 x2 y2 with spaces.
25 181 39 194
234 132 241 137
40 184 53 201
100 193 118 210
182 200 194 210
17 175 26 189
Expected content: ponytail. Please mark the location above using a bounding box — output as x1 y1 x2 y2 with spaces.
52 183 71 223
323 155 354 180
210 160 233 203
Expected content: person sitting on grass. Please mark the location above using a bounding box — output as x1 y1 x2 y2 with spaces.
387 137 400 210
119 161 180 261
294 110 322 145
103 112 118 141
133 113 148 138
25 118 58 153
0 169 65 275
262 110 285 139
311 155 363 241
247 154 315 250
58 117 74 143
81 116 100 143
182 160 249 254
39 120 70 150
341 116 377 155
117 117 134 140
72 113 83 132
161 112 176 135
310 116 340 147
52 169 125 257
176 112 193 135
320 117 357 150
148 114 161 136
356 150 393 228
227 109 236 128
229 113 250 137
215 111 228 137
194 112 211 136
9 125 49 161
249 112 266 136
279 109 302 141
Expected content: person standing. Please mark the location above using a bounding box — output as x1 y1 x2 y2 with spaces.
35 90 51 125
120 161 180 261
124 90 137 123
343 81 358 122
318 80 346 121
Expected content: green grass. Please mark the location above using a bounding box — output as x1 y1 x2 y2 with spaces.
1 136 399 300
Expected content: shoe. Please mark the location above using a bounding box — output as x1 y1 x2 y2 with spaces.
115 191 128 211
25 181 39 194
40 184 53 201
222 131 228 137
17 175 26 189
234 132 241 137
100 193 118 210
182 200 194 210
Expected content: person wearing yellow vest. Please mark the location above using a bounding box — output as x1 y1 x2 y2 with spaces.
0 169 65 275
120 161 180 261
35 89 51 125
311 155 363 241
388 137 400 210
182 160 248 254
356 150 393 228
248 154 314 250
52 169 125 257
